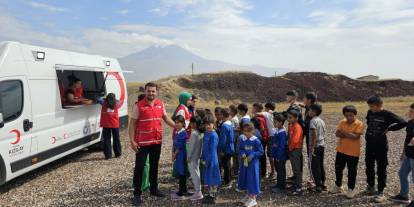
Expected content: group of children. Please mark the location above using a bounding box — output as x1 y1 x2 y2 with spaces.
169 90 414 207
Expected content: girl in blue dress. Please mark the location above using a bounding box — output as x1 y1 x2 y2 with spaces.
201 115 221 204
171 115 189 200
238 122 264 207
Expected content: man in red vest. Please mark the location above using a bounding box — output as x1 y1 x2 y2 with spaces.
129 82 175 205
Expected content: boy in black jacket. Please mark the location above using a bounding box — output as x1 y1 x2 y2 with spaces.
365 96 407 203
390 103 414 205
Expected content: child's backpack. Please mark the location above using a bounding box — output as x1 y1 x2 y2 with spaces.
256 114 269 142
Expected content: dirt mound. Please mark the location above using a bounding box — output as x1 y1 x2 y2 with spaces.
161 72 414 102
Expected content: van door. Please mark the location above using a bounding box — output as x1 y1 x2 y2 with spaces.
0 77 33 173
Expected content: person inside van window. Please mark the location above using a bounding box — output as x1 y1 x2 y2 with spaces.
65 78 92 105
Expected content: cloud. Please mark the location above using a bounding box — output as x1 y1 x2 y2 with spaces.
2 0 414 79
28 1 67 12
116 9 129 15
149 8 169 16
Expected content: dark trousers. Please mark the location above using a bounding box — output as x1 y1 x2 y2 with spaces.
220 154 232 184
365 142 388 192
289 149 303 189
102 128 121 159
178 175 187 195
310 146 326 187
133 144 161 196
275 159 286 188
259 140 268 177
233 136 240 175
335 152 359 190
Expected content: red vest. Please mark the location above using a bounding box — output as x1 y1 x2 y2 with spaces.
100 102 119 128
73 86 84 99
135 98 164 146
256 114 270 142
173 104 192 139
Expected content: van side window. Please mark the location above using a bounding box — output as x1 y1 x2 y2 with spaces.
0 80 24 122
56 70 106 108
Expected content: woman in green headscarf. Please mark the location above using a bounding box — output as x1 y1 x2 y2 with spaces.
171 92 193 178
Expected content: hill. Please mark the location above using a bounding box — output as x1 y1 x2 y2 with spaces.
119 45 290 81
128 72 414 103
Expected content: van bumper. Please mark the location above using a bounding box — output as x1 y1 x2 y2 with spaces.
120 115 129 129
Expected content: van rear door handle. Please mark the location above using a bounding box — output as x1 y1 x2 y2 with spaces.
23 119 33 132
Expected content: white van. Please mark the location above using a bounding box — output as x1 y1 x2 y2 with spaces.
0 42 128 185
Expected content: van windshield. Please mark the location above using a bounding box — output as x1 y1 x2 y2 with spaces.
56 70 106 108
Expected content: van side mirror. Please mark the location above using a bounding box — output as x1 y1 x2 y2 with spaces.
0 113 4 128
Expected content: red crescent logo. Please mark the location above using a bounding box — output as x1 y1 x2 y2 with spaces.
10 129 21 145
107 72 125 108
51 136 57 144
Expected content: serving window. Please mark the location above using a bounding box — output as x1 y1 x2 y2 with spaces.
56 70 106 108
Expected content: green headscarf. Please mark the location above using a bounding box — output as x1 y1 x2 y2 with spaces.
178 91 192 106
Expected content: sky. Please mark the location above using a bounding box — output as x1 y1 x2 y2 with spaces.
0 0 413 79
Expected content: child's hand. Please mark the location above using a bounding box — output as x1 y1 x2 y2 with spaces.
247 155 253 162
172 154 176 162
401 153 406 161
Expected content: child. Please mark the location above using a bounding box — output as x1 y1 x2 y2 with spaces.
334 105 364 199
238 122 264 207
201 115 221 204
252 103 269 178
303 92 317 157
263 102 277 179
187 116 205 201
98 93 121 160
214 107 223 135
230 104 240 176
238 103 251 127
390 103 414 205
285 90 303 127
286 110 304 196
308 104 327 193
364 95 407 203
171 115 189 200
218 108 235 189
271 113 288 193
230 105 240 129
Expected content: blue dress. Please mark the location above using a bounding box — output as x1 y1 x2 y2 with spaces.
237 135 264 195
271 128 288 161
218 121 235 155
201 130 221 186
173 129 187 176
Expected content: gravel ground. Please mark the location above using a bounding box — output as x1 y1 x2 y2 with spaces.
0 111 410 207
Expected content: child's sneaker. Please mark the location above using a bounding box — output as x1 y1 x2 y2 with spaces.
389 194 410 204
288 188 304 196
222 183 233 190
171 192 186 200
332 185 344 194
244 198 257 207
346 189 357 199
189 191 203 201
240 196 249 204
364 186 376 195
374 192 386 203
